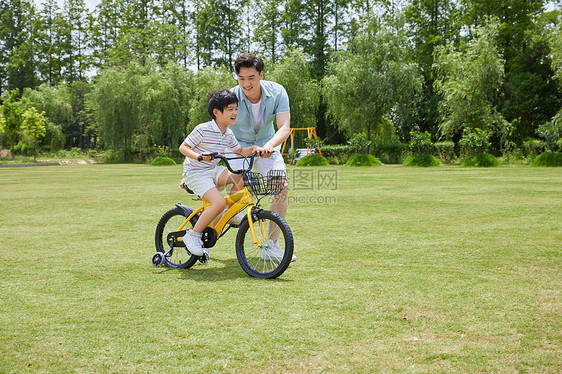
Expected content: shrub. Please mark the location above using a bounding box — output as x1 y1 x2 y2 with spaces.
13 141 34 156
403 154 440 167
151 156 176 166
295 154 329 166
373 142 408 164
435 141 455 163
409 131 434 156
347 133 371 154
461 153 500 167
101 149 124 163
459 128 493 156
537 117 562 152
321 145 353 165
345 154 382 166
522 138 546 157
530 152 562 167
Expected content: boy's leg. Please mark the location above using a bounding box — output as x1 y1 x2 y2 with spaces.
193 187 226 233
213 169 244 226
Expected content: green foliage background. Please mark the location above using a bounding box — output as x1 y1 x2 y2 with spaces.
0 0 561 162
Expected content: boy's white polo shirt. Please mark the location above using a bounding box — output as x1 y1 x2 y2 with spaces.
182 120 241 173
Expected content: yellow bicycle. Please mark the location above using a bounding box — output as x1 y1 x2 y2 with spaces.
152 152 294 279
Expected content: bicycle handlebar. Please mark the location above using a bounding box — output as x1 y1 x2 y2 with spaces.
197 151 267 174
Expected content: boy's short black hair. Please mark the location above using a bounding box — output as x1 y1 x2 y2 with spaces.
207 89 238 120
234 53 264 75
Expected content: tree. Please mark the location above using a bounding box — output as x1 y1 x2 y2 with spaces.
21 107 47 161
0 0 39 93
537 13 562 151
323 16 422 143
433 18 510 143
269 48 320 128
0 89 30 157
404 0 460 134
254 0 283 63
91 62 146 158
188 66 235 129
60 0 91 81
459 0 556 143
36 0 64 85
140 62 193 147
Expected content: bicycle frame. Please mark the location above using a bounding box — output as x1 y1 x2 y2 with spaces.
177 185 266 247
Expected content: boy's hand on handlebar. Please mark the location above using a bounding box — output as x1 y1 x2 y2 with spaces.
197 153 215 162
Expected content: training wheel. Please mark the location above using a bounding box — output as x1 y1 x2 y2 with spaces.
151 252 165 267
198 253 209 265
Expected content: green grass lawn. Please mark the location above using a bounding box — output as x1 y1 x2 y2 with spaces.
1 164 560 373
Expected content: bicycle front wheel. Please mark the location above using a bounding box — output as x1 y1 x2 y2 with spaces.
235 210 294 279
155 207 198 269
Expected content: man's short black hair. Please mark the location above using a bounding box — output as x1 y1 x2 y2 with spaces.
234 53 264 75
207 89 238 120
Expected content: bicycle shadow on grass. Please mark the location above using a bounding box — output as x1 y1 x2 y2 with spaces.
153 257 292 283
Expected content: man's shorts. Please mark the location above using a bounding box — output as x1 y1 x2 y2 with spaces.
183 165 227 197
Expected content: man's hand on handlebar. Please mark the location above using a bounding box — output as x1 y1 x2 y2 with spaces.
254 146 272 158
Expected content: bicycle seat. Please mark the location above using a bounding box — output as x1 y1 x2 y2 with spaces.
180 182 196 195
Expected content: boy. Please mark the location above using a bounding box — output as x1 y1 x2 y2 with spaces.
179 89 264 257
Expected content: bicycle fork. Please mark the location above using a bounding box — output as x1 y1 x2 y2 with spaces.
247 206 267 248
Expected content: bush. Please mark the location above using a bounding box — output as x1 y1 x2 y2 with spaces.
403 154 440 167
101 149 125 163
151 157 176 166
295 154 329 166
522 138 545 157
345 154 382 167
321 145 354 164
14 141 35 156
435 141 455 163
530 152 562 167
409 131 434 156
459 128 493 156
461 153 500 167
373 142 408 164
347 133 371 154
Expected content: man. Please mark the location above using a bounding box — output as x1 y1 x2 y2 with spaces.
230 53 295 261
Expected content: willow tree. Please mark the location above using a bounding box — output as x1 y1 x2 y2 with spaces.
91 62 146 158
433 18 509 142
323 16 422 142
269 48 320 129
21 107 46 161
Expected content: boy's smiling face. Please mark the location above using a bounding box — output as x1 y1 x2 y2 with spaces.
214 103 238 129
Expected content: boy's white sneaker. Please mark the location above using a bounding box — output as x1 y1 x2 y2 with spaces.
261 239 296 262
183 230 204 256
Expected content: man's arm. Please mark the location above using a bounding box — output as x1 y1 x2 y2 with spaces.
263 112 290 152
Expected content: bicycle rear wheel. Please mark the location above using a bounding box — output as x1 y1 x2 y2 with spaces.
155 207 198 269
235 210 294 279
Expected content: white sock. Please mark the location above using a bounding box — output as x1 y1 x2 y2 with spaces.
189 229 202 238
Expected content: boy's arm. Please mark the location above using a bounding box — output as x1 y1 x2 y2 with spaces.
179 142 212 162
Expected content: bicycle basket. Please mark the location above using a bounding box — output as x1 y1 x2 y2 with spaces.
242 170 287 196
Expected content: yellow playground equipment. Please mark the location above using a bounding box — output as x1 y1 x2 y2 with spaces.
280 127 323 157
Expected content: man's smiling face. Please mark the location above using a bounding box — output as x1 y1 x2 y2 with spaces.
237 67 263 103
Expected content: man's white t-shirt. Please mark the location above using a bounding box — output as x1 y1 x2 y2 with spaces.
251 100 262 133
